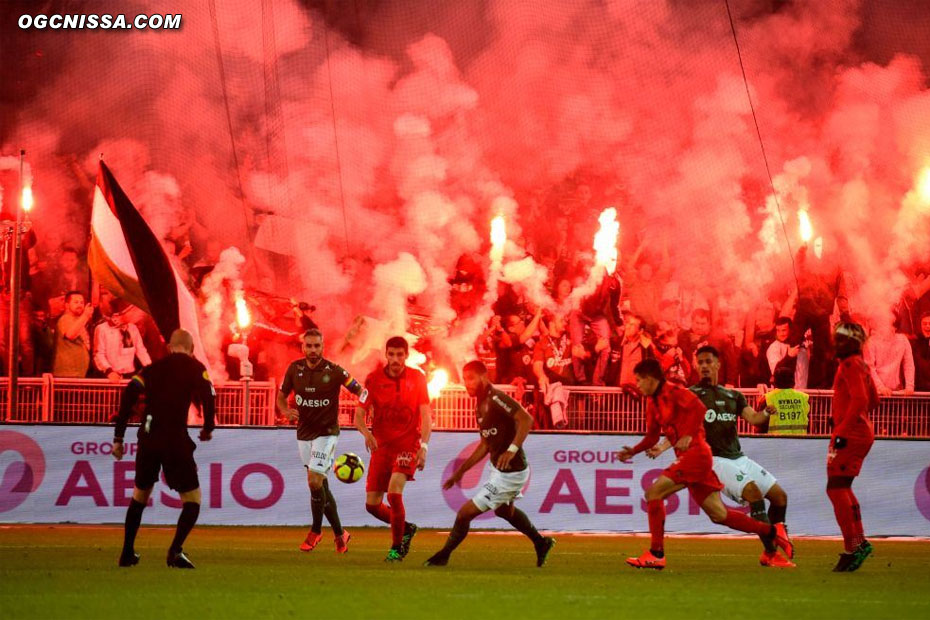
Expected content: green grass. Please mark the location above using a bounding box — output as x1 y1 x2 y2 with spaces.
1 525 928 619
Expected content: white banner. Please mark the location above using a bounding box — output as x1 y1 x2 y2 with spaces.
2 426 929 536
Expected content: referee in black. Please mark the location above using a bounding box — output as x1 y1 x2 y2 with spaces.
112 329 216 569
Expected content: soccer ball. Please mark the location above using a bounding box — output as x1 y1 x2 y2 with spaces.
333 453 365 483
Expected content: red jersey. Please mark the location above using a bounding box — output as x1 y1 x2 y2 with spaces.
363 366 429 446
633 382 711 457
831 355 877 442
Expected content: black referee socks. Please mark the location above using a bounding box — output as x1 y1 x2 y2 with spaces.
122 498 146 555
169 502 200 555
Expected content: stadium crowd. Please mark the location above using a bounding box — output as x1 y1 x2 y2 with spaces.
2 178 929 427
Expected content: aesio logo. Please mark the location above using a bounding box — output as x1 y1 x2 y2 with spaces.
0 431 46 513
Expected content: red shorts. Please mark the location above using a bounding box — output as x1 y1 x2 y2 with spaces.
663 447 722 506
827 437 873 478
366 440 419 493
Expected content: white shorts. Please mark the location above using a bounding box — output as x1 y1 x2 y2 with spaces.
297 435 339 476
471 465 529 512
712 455 778 504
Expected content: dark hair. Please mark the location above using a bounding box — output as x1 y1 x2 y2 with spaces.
462 360 488 376
696 345 719 359
775 316 792 328
920 310 930 322
833 321 866 359
385 336 409 353
303 328 323 341
773 365 795 389
633 358 664 381
892 313 903 333
64 290 84 303
691 308 711 322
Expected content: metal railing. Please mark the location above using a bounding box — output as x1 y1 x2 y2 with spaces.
0 375 277 426
2 376 928 437
552 386 930 438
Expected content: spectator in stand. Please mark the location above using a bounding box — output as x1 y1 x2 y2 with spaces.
680 308 739 386
656 299 681 337
292 301 319 331
661 280 710 331
93 301 153 381
532 313 574 429
474 315 504 382
864 318 914 396
653 323 690 386
31 308 55 375
120 304 169 362
790 242 850 387
895 269 930 338
492 282 528 322
53 290 94 377
569 271 622 386
449 253 486 320
623 240 670 330
553 279 573 311
910 310 930 392
766 317 809 389
612 314 658 391
42 246 89 318
741 304 778 388
498 307 544 387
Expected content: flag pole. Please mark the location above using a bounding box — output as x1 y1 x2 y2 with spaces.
89 155 102 305
6 150 25 421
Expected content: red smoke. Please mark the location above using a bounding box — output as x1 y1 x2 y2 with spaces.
3 0 930 373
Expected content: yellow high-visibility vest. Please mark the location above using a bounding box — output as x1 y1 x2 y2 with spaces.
765 388 810 435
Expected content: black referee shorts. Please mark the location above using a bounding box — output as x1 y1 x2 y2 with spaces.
134 436 200 493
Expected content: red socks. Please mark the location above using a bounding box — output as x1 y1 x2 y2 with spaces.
365 502 391 524
387 493 406 548
722 509 773 536
827 487 864 552
647 499 665 553
367 495 408 548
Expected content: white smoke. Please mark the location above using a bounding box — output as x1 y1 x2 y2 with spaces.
200 246 247 380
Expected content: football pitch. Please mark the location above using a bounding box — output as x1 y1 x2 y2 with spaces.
1 526 928 619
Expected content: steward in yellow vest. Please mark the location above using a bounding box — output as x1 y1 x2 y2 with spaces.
764 365 810 435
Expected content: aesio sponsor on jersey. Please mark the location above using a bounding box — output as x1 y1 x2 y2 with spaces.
295 394 331 408
704 408 737 423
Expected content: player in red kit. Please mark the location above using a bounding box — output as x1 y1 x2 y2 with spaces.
827 322 878 572
617 359 792 569
354 336 432 562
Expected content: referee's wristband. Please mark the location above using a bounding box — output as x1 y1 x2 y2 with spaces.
420 442 429 452
506 443 519 454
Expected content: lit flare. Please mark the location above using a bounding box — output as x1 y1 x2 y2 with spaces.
427 368 449 401
917 166 930 204
235 294 251 329
490 215 506 266
593 208 620 275
798 209 813 244
21 187 34 212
